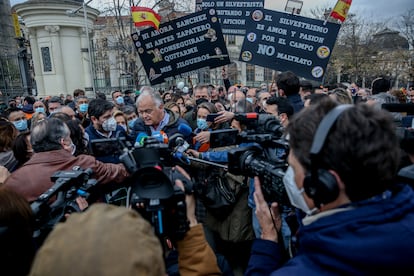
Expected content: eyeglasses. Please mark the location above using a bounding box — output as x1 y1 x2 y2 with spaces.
138 109 153 116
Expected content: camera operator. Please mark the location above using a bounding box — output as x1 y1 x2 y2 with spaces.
28 172 222 276
3 118 129 202
246 99 414 274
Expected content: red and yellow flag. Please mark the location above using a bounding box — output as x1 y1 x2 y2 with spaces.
330 0 352 22
131 7 161 29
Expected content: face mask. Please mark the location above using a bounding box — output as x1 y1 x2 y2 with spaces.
197 118 208 130
102 117 117 132
283 166 315 215
79 103 88 113
13 119 28 131
116 96 125 105
246 97 254 104
196 98 208 106
35 107 45 113
17 103 23 109
128 118 137 129
119 124 127 132
70 142 76 155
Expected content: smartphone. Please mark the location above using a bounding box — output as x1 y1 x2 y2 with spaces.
206 113 220 122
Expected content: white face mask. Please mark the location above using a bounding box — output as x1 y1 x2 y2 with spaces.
70 142 76 155
283 166 315 215
102 117 117 132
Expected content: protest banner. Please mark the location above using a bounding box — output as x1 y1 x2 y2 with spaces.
196 0 264 35
239 9 341 82
131 9 230 85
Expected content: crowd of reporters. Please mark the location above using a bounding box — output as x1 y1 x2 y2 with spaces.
0 70 414 275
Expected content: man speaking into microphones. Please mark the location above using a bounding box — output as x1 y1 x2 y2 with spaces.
131 86 191 144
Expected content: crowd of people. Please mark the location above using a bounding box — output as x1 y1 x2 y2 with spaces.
0 70 414 275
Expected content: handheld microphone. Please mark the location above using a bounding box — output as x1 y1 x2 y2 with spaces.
152 131 169 144
178 123 193 137
135 132 149 147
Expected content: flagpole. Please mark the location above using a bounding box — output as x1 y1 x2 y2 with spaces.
324 8 333 25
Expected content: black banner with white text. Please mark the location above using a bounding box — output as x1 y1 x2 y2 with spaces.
239 9 340 82
132 9 230 85
196 0 264 35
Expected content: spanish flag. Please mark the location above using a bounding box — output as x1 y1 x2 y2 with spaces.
330 0 352 22
131 7 161 29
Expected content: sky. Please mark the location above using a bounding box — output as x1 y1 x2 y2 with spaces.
10 0 414 20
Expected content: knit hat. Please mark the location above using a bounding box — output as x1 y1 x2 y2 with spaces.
30 203 165 276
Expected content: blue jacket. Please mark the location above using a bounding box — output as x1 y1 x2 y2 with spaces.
286 94 304 114
85 125 127 164
246 184 414 275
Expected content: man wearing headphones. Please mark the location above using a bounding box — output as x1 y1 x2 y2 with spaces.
246 99 414 275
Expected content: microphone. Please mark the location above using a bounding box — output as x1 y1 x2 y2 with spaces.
178 123 193 137
152 131 169 144
234 113 259 121
135 132 149 147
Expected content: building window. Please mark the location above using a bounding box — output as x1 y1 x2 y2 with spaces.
264 67 273 82
41 47 52 72
246 64 255 82
227 35 236 45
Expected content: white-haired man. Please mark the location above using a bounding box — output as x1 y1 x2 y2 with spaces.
131 86 190 140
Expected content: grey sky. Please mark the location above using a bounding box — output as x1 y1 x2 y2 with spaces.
10 0 414 20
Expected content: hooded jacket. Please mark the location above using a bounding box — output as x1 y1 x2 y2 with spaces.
246 184 414 275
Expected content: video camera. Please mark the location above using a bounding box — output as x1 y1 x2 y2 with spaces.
89 130 193 241
226 113 290 204
31 167 97 243
119 136 192 241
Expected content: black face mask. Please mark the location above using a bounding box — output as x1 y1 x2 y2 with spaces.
185 105 194 112
196 98 208 106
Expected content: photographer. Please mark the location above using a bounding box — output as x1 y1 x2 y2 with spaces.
4 118 129 202
246 100 414 274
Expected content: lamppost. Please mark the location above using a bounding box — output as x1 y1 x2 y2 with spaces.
66 0 96 94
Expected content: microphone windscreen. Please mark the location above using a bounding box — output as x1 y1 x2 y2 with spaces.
135 132 148 146
178 123 192 137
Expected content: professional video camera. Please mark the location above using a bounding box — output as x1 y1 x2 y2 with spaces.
88 130 193 240
31 167 97 243
119 136 192 241
227 113 290 204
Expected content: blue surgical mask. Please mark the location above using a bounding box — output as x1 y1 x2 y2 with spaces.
197 118 208 130
35 107 45 113
79 103 88 113
116 96 125 105
246 97 254 104
128 118 137 129
13 119 28 131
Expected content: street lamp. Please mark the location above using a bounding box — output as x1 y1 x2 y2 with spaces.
66 0 96 94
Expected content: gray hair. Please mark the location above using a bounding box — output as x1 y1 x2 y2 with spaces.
31 118 70 152
136 87 163 108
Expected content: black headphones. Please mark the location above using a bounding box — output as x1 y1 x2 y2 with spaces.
303 104 353 208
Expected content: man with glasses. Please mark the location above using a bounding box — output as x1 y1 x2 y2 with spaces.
132 86 190 141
